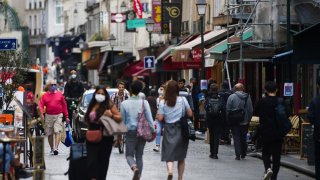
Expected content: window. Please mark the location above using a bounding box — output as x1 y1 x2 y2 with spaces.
55 0 64 24
29 16 32 34
39 1 42 8
34 2 37 9
29 3 32 9
34 15 37 35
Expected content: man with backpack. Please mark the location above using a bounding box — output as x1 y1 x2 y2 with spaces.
254 81 291 180
307 77 320 180
205 83 224 159
226 83 253 160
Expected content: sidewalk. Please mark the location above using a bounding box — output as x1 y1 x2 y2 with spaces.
196 133 316 178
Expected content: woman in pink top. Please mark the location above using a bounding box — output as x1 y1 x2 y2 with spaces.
84 86 121 180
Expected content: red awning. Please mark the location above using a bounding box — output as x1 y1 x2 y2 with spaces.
132 69 152 76
123 60 144 76
162 55 201 70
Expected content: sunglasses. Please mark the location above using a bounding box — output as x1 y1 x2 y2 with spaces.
50 84 56 86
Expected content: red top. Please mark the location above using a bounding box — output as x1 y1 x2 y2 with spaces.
39 91 68 117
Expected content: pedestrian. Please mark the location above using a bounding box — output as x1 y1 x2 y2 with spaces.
39 80 69 155
307 77 320 180
153 85 165 152
84 86 122 180
219 80 233 145
157 80 193 180
205 83 223 159
254 81 290 180
110 81 129 147
178 78 194 110
226 83 253 160
120 80 155 180
146 89 158 120
64 69 84 125
190 78 200 132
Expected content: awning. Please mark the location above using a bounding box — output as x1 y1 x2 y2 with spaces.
163 55 201 70
107 55 132 68
123 60 144 76
155 45 175 62
209 28 253 55
132 69 152 77
173 29 228 51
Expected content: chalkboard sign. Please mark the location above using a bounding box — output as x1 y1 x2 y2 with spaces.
300 123 314 164
33 169 44 180
33 136 44 167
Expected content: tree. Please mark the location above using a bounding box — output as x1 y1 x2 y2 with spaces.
0 50 28 110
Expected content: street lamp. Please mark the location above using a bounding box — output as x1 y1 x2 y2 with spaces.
108 34 116 75
145 17 154 54
196 0 207 80
120 1 127 12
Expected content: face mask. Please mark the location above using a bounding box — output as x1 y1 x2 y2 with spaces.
49 85 56 92
158 88 164 96
95 94 105 103
71 74 77 79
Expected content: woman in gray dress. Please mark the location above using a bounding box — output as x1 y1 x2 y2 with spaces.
157 80 193 180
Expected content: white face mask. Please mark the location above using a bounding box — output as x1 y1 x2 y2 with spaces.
95 94 105 103
158 88 164 96
71 74 77 79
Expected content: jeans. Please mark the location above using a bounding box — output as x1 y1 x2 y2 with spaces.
125 130 146 177
231 124 249 157
208 124 222 155
262 140 282 180
155 120 163 146
86 136 114 180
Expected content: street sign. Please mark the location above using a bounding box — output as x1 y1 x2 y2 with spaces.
0 38 17 50
127 19 146 29
144 56 155 69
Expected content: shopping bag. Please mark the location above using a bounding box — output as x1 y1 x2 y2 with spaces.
62 124 73 147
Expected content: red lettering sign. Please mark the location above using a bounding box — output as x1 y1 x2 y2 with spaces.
134 0 143 19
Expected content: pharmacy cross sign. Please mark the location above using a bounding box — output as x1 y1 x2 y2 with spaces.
0 38 17 50
144 56 155 69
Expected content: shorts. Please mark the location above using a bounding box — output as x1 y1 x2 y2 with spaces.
45 113 63 135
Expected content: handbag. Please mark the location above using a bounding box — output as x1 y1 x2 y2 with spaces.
85 128 102 143
180 97 196 141
100 115 128 136
137 100 155 142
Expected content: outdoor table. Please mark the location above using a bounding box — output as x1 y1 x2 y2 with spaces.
0 137 26 180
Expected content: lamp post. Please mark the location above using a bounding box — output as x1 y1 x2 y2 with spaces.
145 17 154 55
196 0 207 80
120 1 127 12
108 34 116 75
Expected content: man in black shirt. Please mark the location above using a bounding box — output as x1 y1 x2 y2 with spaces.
64 70 84 125
307 77 320 180
254 81 289 180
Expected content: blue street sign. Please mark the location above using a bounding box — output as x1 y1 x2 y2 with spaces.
0 38 17 50
144 56 155 69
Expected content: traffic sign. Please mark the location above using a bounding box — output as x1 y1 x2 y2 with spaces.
0 38 17 50
127 19 146 29
144 56 155 69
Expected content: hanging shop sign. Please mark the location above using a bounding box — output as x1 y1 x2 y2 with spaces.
152 0 162 32
161 0 170 34
127 18 146 29
162 3 181 21
111 13 126 23
126 10 137 32
133 0 143 19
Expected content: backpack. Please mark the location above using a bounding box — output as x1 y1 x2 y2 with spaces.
205 96 223 117
219 90 232 112
275 98 292 138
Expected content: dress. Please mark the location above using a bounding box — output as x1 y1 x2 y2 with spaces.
158 97 190 161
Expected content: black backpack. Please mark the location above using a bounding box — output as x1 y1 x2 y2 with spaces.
205 96 223 117
275 98 292 138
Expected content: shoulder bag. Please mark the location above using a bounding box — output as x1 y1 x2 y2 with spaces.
86 128 102 143
180 97 196 141
100 115 128 136
137 100 155 142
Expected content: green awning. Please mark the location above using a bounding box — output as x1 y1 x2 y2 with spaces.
209 28 253 54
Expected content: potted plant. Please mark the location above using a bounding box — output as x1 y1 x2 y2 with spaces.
0 50 28 111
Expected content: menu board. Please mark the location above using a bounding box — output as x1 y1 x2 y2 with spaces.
33 136 44 167
300 123 314 163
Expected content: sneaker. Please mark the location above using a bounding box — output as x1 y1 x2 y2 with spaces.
209 154 218 159
153 146 160 152
263 168 273 180
195 131 202 135
53 150 59 155
132 166 139 180
235 156 240 160
241 155 246 159
50 149 54 155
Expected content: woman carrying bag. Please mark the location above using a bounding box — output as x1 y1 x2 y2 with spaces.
157 80 193 180
120 80 155 180
84 86 122 180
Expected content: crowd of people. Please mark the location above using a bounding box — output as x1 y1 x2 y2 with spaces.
32 69 320 180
